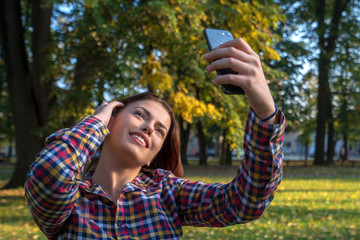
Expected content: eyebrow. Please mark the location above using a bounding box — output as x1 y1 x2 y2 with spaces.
132 106 168 132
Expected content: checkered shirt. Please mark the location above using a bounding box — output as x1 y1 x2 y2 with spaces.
25 108 285 239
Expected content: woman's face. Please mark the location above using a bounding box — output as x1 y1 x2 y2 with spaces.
104 100 171 168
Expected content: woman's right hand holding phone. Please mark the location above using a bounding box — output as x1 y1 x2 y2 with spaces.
203 38 276 124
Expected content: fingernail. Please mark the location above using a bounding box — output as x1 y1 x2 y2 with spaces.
205 65 210 71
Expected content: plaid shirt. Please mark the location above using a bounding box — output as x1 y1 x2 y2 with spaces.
25 108 285 239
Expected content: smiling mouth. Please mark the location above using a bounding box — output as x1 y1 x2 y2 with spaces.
130 133 148 148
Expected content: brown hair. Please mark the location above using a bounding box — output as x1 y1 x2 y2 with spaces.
87 92 183 178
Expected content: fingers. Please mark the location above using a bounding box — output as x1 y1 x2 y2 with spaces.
98 101 123 108
95 101 123 113
217 38 256 56
108 101 124 110
94 101 124 126
211 74 249 89
203 46 250 62
202 37 276 121
205 57 255 76
203 38 261 81
110 101 125 116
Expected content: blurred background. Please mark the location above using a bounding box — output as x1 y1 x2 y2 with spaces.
1 0 360 185
1 1 360 239
1 0 360 188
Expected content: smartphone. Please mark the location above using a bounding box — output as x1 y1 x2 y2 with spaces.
203 28 245 95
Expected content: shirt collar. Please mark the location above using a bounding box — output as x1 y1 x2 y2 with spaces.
78 171 154 194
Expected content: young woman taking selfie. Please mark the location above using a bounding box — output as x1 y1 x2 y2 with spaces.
25 38 285 239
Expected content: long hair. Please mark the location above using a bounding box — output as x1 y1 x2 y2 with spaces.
86 92 183 178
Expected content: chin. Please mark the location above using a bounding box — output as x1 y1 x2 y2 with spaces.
106 138 155 168
119 148 152 168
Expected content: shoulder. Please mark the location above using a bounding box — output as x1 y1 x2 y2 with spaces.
153 168 175 180
138 169 185 189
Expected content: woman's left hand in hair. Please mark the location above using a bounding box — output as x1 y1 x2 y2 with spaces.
94 101 124 126
203 37 276 123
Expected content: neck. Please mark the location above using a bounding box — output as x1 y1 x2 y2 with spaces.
92 150 141 202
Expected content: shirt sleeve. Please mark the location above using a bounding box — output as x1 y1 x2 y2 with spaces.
177 108 285 227
24 115 109 238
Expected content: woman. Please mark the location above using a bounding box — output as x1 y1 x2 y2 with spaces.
25 38 285 239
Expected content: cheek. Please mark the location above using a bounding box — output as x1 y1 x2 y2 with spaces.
107 116 122 132
150 137 165 153
155 135 169 152
106 121 128 145
108 115 131 134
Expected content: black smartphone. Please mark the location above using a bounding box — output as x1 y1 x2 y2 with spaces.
203 28 245 95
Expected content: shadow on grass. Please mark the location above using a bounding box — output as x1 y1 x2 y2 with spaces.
0 196 33 224
277 189 356 192
0 186 33 225
266 204 360 220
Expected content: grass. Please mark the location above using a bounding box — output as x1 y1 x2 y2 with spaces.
1 163 359 240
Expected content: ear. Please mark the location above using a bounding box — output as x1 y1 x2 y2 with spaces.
107 116 115 130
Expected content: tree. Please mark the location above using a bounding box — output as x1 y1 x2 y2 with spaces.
332 44 360 161
1 0 286 188
70 0 285 166
0 63 15 160
276 0 360 165
1 0 127 188
0 0 54 188
297 73 318 163
314 0 347 165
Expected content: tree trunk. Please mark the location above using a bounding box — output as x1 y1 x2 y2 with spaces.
194 86 207 165
343 133 348 161
219 130 226 165
313 0 328 166
179 117 191 165
314 54 329 166
196 120 207 166
314 0 349 165
63 8 103 127
219 129 232 165
326 91 335 165
72 40 98 111
96 78 105 106
31 0 52 127
7 143 12 159
223 140 232 166
64 43 99 127
304 138 308 166
1 0 46 189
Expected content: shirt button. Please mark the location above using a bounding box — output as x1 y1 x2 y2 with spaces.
117 221 122 227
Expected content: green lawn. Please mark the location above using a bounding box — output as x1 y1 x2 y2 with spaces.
1 164 359 240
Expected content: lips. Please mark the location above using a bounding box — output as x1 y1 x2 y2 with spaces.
129 132 149 148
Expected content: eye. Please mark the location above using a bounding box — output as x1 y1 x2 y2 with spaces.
134 111 145 119
156 128 165 137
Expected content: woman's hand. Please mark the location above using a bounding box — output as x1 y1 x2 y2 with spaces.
94 101 124 126
203 38 276 123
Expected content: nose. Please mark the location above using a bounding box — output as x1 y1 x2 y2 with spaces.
141 123 154 136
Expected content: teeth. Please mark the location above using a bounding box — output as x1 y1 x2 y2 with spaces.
132 134 146 147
